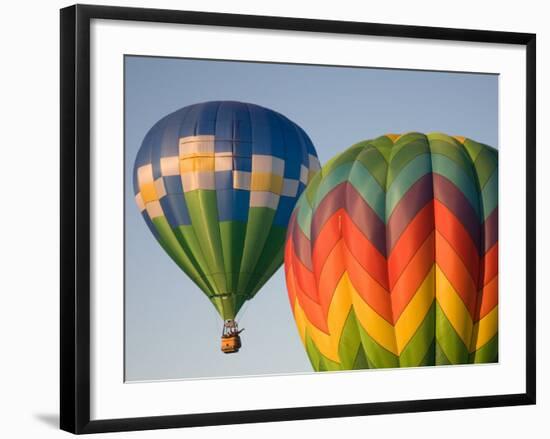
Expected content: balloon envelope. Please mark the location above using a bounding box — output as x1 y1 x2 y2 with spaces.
134 101 319 321
284 132 498 370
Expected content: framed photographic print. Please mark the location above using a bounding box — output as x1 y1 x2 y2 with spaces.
60 4 536 434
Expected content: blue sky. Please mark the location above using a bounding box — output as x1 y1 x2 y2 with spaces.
124 55 498 381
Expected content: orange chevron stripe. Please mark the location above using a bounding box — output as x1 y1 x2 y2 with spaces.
435 230 477 317
343 242 393 323
480 243 498 286
391 231 435 321
285 259 328 333
312 209 342 283
317 239 346 315
434 199 480 281
477 275 498 321
291 247 319 303
342 212 388 290
387 201 434 289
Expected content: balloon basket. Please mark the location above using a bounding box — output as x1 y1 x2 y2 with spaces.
221 319 243 353
221 334 242 354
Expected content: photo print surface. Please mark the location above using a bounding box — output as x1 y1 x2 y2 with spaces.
125 55 498 381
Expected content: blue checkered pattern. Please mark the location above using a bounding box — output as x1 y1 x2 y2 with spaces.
134 101 320 227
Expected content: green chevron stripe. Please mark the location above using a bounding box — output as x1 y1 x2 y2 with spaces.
308 157 388 222
427 134 480 177
304 331 342 371
431 154 481 218
469 333 498 363
435 340 451 365
347 162 386 220
312 162 354 209
386 133 431 187
357 322 399 369
435 301 470 364
461 138 484 163
337 309 363 370
365 135 394 163
480 171 498 220
304 170 322 206
399 302 436 367
352 343 370 369
320 145 363 178
385 153 432 217
472 147 498 188
318 355 343 372
418 340 436 367
304 331 323 371
313 142 389 216
427 132 463 145
353 142 389 189
295 196 313 239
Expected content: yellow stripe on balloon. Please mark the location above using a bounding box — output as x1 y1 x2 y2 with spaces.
140 182 158 203
139 178 166 203
310 273 354 362
434 265 473 347
351 279 398 355
138 163 158 203
297 311 338 363
292 272 356 363
180 156 215 173
250 172 284 194
291 296 307 345
470 306 498 352
326 272 353 341
394 266 435 353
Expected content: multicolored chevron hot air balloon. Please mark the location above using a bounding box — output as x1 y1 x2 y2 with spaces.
284 132 497 370
134 101 320 353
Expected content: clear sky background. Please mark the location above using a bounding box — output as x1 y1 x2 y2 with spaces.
124 56 498 381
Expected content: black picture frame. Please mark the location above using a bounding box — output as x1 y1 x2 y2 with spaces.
60 4 536 434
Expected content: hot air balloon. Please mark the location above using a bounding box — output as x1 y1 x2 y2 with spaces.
134 101 320 353
284 132 497 370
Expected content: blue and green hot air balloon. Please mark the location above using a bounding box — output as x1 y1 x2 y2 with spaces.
133 101 319 353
